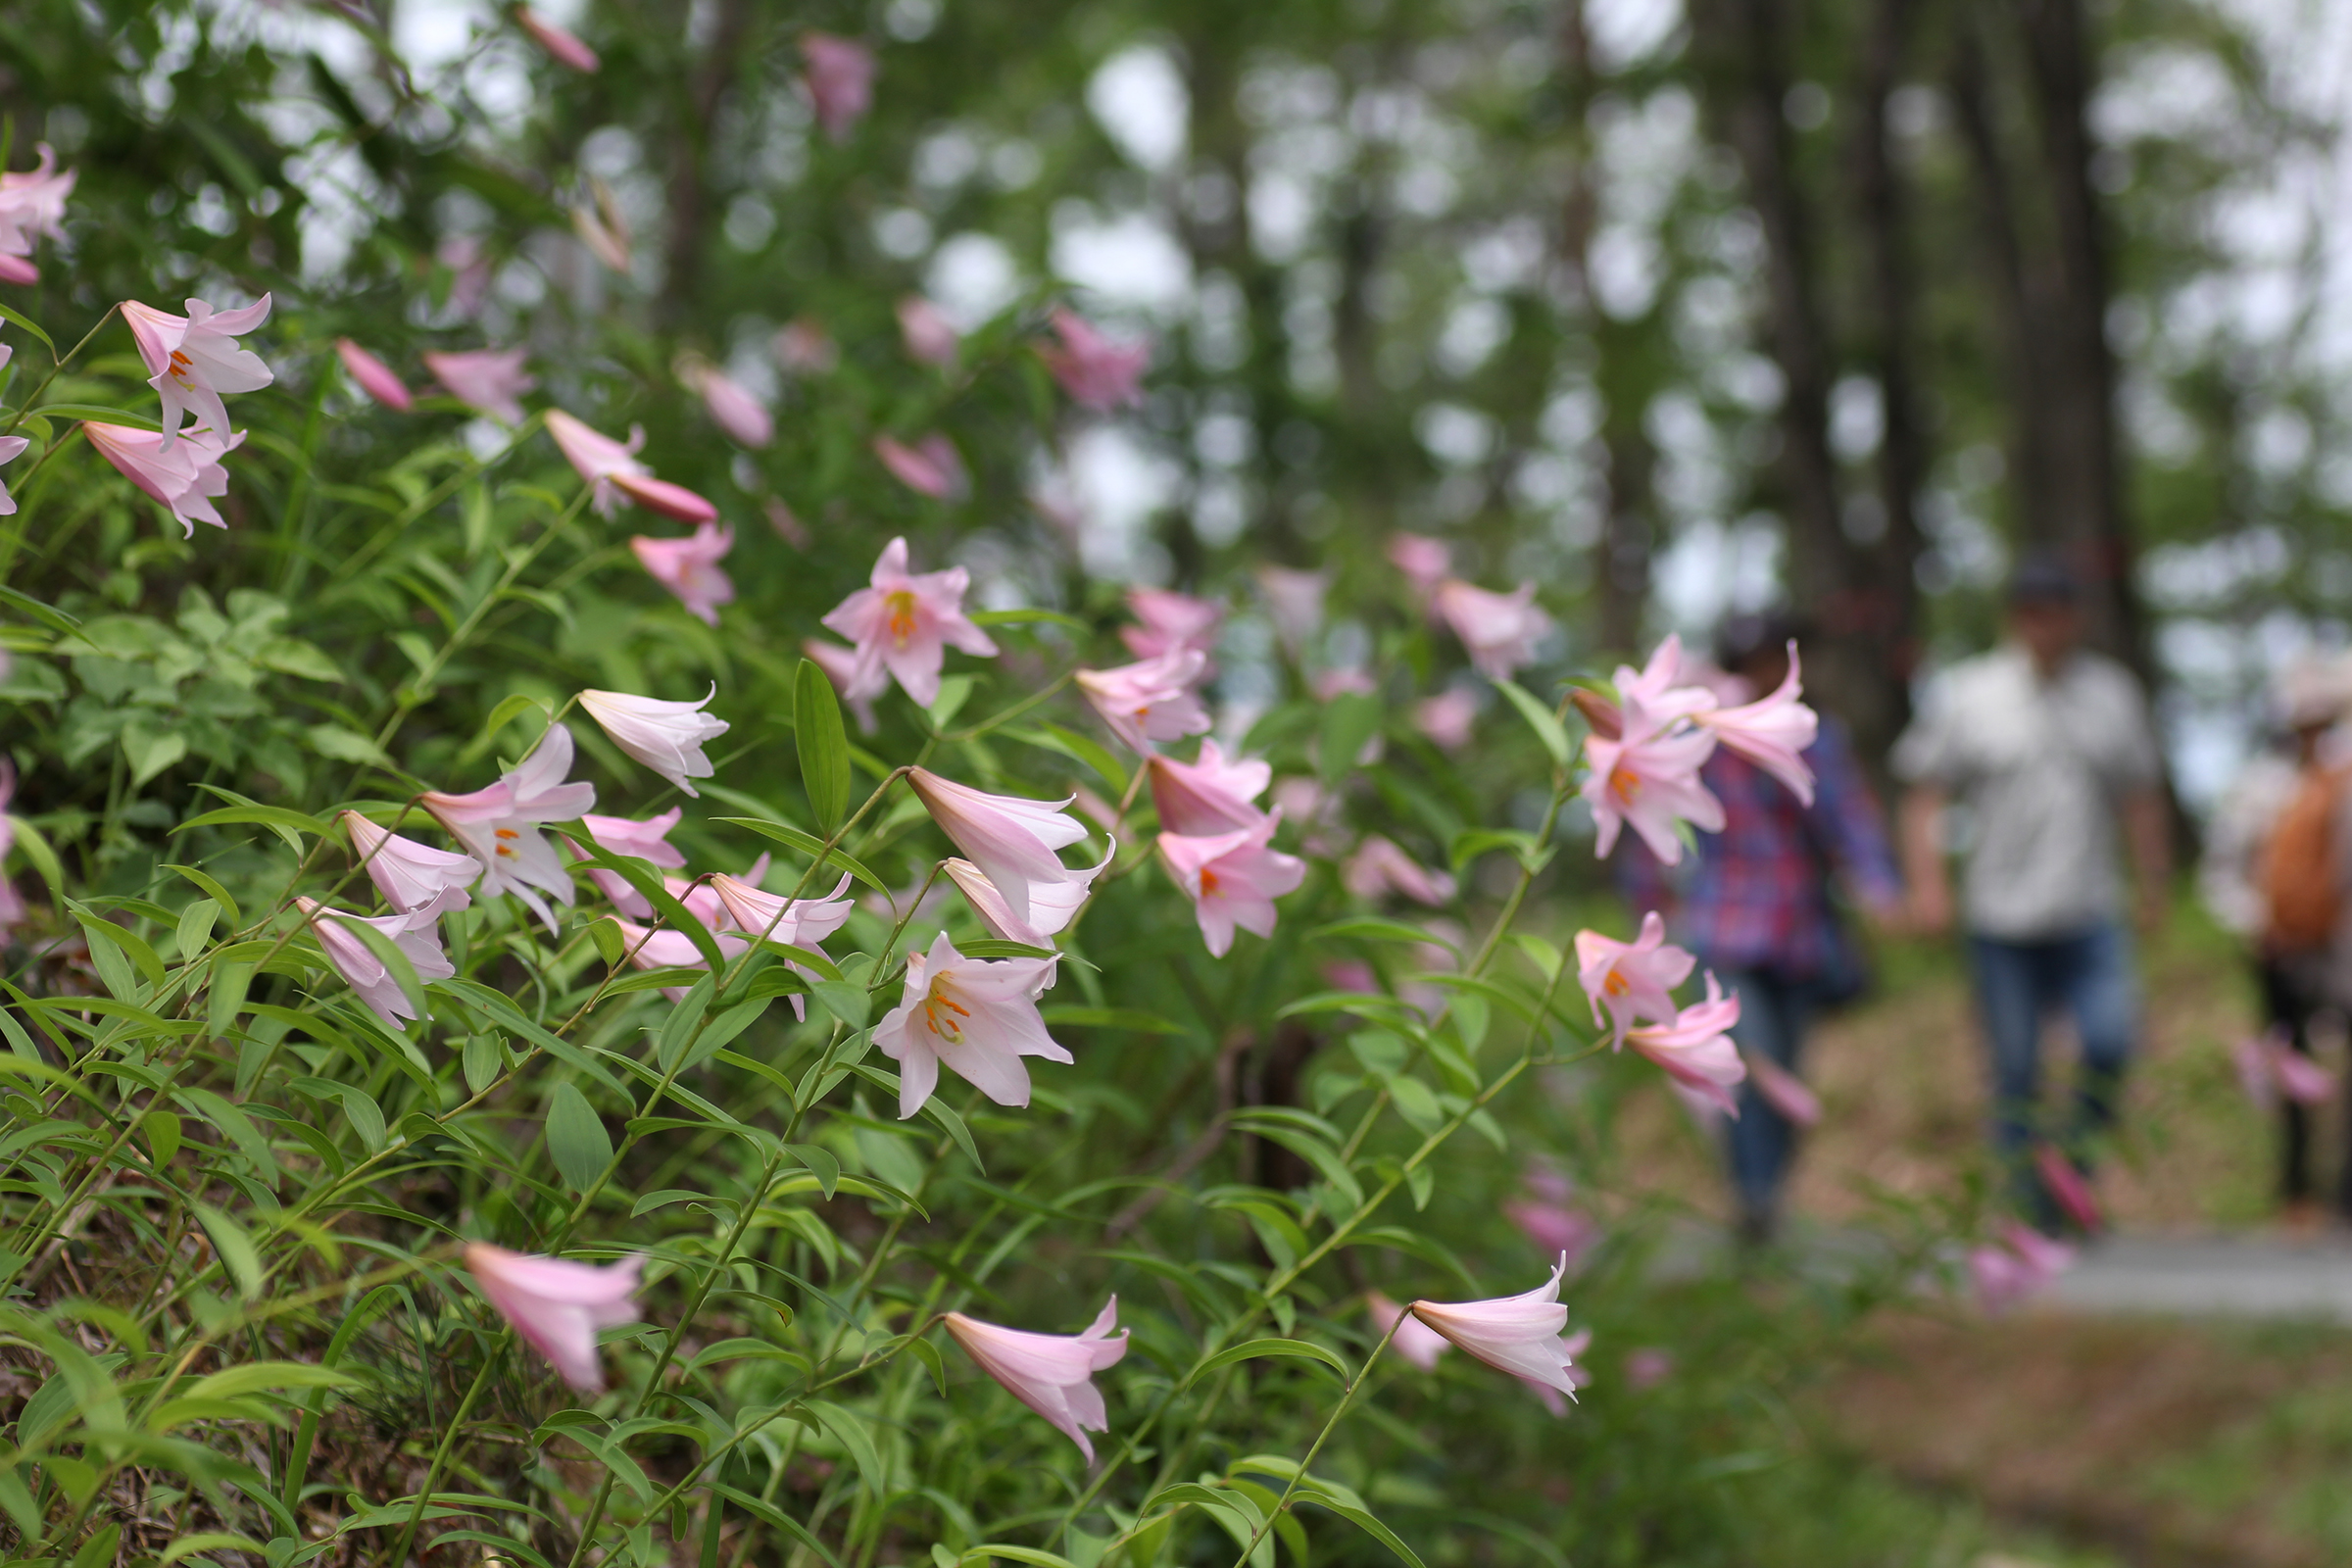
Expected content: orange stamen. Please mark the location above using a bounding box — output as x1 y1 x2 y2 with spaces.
921 976 972 1042
885 589 919 648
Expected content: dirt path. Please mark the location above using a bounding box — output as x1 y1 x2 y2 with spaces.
1613 917 2343 1234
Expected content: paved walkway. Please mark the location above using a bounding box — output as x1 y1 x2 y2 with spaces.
1660 1221 2352 1323
2050 1232 2352 1322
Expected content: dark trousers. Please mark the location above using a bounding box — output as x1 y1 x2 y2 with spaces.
1968 924 2136 1217
2255 957 2351 1213
1721 966 1819 1215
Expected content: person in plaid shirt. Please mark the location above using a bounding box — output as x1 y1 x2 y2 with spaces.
1615 613 1904 1245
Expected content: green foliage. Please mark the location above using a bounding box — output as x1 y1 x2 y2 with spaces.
0 3 2183 1567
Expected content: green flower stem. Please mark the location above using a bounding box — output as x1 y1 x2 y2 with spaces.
942 666 1076 743
1224 1307 1406 1568
561 1145 789 1568
385 1347 503 1568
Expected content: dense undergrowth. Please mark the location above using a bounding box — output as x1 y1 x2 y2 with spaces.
0 6 1980 1567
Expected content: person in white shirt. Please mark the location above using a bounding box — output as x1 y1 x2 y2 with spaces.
1892 556 2170 1232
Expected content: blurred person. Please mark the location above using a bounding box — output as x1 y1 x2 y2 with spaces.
1617 612 1905 1246
2202 655 2352 1226
1892 556 2169 1233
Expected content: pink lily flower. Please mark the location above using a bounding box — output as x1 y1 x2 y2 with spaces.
341 811 481 922
709 871 855 1017
0 762 24 929
0 145 75 282
1502 1194 1602 1269
568 808 686 918
773 317 838 374
1037 309 1150 409
1388 532 1450 600
874 432 968 500
1077 649 1211 755
874 931 1070 1118
577 686 728 799
802 639 878 734
1580 722 1725 864
608 916 749 1001
580 808 687 869
801 32 877 141
1363 1291 1450 1372
1407 1254 1582 1403
1742 1050 1822 1127
546 410 718 523
941 1297 1127 1462
2269 1035 2335 1105
1694 645 1818 805
765 499 808 547
686 364 772 448
709 870 856 947
1525 1327 1595 1416
897 296 960 368
942 842 1113 949
821 536 1000 707
631 521 736 626
297 898 454 1034
906 769 1086 929
1622 974 1745 1116
1434 579 1553 681
571 204 629 277
1413 687 1478 751
1256 566 1330 652
1340 835 1456 906
1147 741 1271 836
334 339 413 412
463 1243 642 1393
1625 1348 1675 1390
83 421 242 537
1120 587 1224 663
423 347 537 425
0 413 26 517
1573 911 1695 1048
1968 1222 2075 1316
122 295 273 449
516 5 599 71
436 235 494 318
1614 635 1717 722
2033 1146 2103 1233
420 723 598 932
1156 813 1306 957
1312 666 1377 703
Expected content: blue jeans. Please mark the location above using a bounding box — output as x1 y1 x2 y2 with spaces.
1720 967 1820 1214
1968 923 2137 1209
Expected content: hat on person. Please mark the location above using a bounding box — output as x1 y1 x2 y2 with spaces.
2006 551 2082 607
2272 653 2352 731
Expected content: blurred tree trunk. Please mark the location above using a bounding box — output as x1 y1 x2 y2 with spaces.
660 0 753 330
1559 0 1656 661
1948 0 2155 685
1849 0 1926 747
2015 0 2151 677
1691 0 1912 765
1948 16 2063 552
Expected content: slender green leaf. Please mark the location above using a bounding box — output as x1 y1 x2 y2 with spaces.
1186 1338 1349 1387
794 658 853 833
545 1083 614 1193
